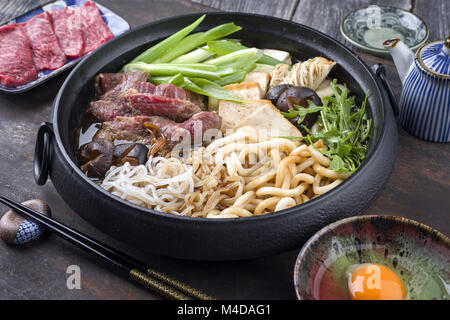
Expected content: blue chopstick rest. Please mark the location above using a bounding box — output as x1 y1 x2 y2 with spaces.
0 199 51 245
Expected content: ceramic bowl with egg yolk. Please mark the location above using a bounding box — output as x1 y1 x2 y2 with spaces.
293 215 449 300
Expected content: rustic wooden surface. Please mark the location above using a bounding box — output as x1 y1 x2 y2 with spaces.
0 0 51 25
0 0 448 300
192 0 300 19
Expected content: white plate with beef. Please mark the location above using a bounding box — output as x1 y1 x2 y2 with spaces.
0 0 129 93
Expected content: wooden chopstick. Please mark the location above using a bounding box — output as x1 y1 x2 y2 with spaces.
0 195 215 300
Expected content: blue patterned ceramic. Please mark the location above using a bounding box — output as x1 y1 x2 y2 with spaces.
0 0 130 94
341 5 428 56
385 37 450 142
0 199 51 245
14 220 45 244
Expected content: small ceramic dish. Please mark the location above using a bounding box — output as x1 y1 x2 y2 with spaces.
294 215 450 300
340 5 428 56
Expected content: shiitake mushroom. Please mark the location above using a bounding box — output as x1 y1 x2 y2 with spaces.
113 143 148 166
79 141 149 178
276 86 321 112
267 85 322 134
78 139 114 178
264 84 292 105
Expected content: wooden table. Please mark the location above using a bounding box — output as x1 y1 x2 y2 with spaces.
0 0 448 300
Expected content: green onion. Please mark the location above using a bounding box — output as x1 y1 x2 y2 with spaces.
253 63 275 73
156 23 242 63
211 50 262 85
216 66 235 76
124 62 222 80
224 52 262 72
127 15 206 64
214 71 247 86
257 53 285 66
207 40 282 66
206 48 260 65
221 51 262 70
128 62 217 71
170 46 214 64
184 78 242 102
206 39 246 55
152 74 185 86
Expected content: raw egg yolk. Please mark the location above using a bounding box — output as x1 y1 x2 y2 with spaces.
348 263 406 300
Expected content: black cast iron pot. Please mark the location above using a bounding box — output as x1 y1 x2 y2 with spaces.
34 13 398 261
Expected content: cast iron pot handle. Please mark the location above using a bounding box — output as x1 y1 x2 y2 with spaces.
34 122 54 185
371 63 399 116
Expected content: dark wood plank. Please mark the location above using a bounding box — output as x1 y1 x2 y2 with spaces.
0 0 52 26
414 0 450 41
104 0 215 29
368 126 450 234
291 0 412 42
191 0 299 19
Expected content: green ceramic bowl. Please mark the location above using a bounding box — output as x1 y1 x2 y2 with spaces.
340 6 428 56
294 215 450 300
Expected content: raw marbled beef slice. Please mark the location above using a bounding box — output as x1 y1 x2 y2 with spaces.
50 7 84 59
78 1 114 54
22 11 66 70
0 24 38 87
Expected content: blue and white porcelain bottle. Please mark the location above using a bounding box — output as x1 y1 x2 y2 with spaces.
384 36 450 142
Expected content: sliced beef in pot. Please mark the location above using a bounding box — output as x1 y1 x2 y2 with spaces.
154 84 205 109
90 100 131 122
90 71 151 121
134 81 156 94
90 74 202 122
125 93 203 122
90 73 206 123
99 112 222 148
94 73 124 96
96 116 154 146
100 71 149 100
148 111 222 147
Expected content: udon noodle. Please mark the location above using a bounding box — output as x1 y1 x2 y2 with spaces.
101 126 350 218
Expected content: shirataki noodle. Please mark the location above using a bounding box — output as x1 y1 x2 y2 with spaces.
100 126 350 218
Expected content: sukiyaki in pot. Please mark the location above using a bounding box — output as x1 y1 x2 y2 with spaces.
34 13 397 261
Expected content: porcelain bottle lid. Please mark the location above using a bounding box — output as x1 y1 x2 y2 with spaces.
416 36 450 79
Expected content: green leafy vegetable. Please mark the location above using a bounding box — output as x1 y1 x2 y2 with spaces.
124 62 222 80
170 46 214 64
184 78 242 102
127 15 206 65
253 63 275 73
282 106 324 124
207 40 282 65
123 15 277 102
282 80 372 173
219 50 263 71
154 23 242 63
216 66 235 76
151 74 185 86
214 71 246 86
205 48 260 65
